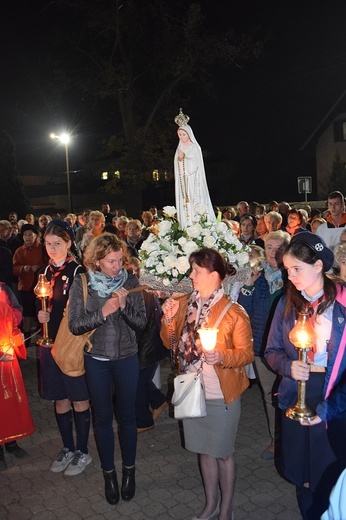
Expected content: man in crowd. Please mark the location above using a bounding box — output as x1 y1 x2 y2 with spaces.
316 190 346 249
234 200 249 222
101 202 114 224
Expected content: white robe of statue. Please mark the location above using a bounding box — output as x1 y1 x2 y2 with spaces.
174 124 215 230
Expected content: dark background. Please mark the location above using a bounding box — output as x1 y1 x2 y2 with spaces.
2 0 346 209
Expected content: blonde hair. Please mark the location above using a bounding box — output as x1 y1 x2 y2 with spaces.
311 217 326 227
264 211 282 226
265 230 290 246
118 216 129 225
334 243 346 264
0 220 11 231
83 233 130 271
86 210 105 230
125 219 142 233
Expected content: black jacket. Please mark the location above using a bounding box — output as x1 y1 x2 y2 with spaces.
68 272 146 360
137 291 168 368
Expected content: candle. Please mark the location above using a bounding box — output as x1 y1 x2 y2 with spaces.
198 327 219 351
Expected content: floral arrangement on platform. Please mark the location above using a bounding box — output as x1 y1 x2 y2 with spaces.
139 204 250 290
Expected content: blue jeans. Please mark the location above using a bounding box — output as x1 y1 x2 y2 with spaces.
84 354 139 471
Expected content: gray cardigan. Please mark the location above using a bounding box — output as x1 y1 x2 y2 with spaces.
68 272 146 360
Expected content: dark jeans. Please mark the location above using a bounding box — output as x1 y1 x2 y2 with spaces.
136 362 166 428
84 354 139 471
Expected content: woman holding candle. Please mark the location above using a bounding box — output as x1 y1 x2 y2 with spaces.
37 220 92 476
161 248 254 520
265 232 346 520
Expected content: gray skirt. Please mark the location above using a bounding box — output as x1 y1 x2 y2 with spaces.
183 397 241 459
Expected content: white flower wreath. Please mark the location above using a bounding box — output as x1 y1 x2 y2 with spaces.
139 205 250 288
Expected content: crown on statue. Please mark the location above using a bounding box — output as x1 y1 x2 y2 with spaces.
174 108 190 127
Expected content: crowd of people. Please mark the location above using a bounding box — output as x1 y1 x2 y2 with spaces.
2 191 346 520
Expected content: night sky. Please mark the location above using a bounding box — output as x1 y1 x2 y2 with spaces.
2 1 346 206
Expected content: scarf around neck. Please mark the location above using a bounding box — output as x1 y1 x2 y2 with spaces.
88 268 128 297
264 262 284 295
178 285 224 371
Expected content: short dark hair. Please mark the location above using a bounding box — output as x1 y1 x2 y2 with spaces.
188 248 228 281
328 191 344 202
287 208 302 224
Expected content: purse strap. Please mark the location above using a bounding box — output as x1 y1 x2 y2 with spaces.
213 300 233 329
80 273 88 310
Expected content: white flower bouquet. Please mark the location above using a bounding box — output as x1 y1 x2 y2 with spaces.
139 204 250 293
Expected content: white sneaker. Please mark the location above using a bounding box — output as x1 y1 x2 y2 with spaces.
64 450 92 476
50 448 74 473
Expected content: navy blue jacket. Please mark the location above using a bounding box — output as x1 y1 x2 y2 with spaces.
237 272 271 356
265 295 346 422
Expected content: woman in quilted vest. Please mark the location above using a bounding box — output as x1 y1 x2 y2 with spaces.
161 248 254 520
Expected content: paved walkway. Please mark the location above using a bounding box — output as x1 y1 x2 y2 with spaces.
1 349 301 520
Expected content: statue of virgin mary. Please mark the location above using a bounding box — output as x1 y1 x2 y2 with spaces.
174 109 215 229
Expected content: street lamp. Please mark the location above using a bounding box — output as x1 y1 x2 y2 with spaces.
50 132 72 212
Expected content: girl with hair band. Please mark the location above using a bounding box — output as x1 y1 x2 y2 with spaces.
37 220 91 476
265 232 346 519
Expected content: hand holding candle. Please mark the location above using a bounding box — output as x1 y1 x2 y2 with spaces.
286 312 317 422
198 327 222 365
34 274 54 347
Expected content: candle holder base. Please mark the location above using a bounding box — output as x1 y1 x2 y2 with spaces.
285 404 316 422
36 337 54 347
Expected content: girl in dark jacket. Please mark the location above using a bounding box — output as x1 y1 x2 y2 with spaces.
37 220 91 477
265 232 346 520
68 233 146 505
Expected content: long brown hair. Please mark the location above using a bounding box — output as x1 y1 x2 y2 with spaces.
283 241 337 319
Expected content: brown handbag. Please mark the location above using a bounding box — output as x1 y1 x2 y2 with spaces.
51 273 95 377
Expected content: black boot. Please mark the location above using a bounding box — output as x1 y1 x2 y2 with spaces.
103 469 119 505
0 445 7 471
121 465 135 501
5 441 28 458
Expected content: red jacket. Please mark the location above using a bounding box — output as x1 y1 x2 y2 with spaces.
13 240 49 291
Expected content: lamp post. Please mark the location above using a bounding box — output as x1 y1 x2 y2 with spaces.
50 132 72 213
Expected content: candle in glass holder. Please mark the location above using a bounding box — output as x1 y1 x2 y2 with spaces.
286 312 317 421
34 274 54 347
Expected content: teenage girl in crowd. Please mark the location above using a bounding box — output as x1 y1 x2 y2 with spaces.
37 220 91 476
265 232 346 519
